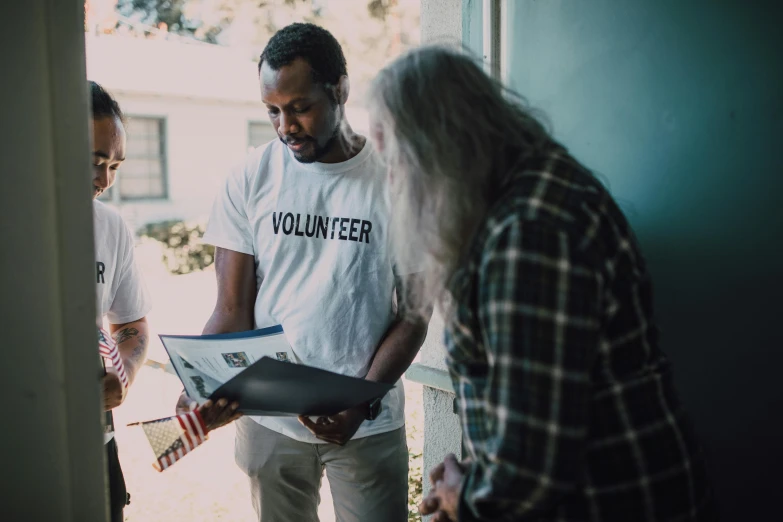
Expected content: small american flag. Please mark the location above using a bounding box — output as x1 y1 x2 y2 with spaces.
129 410 209 471
98 327 129 389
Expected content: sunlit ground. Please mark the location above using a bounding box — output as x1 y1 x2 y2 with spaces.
112 240 424 521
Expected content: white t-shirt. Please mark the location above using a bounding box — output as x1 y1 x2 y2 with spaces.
94 201 152 325
203 139 404 443
94 200 152 443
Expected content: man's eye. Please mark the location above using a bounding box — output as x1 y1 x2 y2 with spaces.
294 106 311 114
110 165 120 171
267 108 279 116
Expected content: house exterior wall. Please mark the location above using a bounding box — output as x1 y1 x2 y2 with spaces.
106 92 269 231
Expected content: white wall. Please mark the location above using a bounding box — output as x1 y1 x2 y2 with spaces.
421 0 463 44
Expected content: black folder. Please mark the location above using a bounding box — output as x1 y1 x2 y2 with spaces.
208 356 393 417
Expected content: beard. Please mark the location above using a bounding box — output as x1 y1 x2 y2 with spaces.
282 122 342 164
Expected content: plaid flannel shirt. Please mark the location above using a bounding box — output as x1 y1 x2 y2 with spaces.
445 148 714 521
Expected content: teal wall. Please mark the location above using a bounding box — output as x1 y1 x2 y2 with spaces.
503 1 782 518
462 0 482 54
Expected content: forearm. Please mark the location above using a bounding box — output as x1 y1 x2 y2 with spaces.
110 318 149 385
204 248 256 335
365 318 428 384
202 306 254 335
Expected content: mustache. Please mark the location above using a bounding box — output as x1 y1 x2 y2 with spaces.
281 136 313 145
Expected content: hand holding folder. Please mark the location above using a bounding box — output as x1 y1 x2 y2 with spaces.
130 327 392 471
206 356 392 416
160 327 392 416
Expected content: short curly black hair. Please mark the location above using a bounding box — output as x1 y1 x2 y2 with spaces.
259 23 347 89
90 80 124 122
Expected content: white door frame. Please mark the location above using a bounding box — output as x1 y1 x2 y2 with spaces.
0 1 108 520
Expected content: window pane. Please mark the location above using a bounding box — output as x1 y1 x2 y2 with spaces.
119 117 166 200
129 117 155 137
148 177 166 198
125 158 161 177
120 176 152 198
128 136 152 157
248 122 277 149
121 158 146 178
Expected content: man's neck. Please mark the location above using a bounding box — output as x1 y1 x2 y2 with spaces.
319 123 366 164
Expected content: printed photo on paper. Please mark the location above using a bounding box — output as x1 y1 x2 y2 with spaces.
180 356 194 370
222 351 250 368
160 327 297 404
190 375 211 399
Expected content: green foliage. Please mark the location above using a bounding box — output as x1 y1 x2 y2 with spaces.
112 0 420 102
367 0 396 20
138 219 215 275
117 0 204 35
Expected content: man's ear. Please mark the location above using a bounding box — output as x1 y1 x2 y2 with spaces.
335 75 350 105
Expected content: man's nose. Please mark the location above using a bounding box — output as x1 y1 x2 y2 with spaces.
279 112 300 136
94 167 110 189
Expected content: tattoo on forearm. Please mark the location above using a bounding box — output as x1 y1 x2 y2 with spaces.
130 334 148 363
114 327 139 345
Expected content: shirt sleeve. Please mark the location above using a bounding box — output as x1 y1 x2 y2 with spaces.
107 222 152 325
459 219 603 521
202 162 255 256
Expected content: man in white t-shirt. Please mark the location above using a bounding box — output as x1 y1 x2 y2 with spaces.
90 81 152 522
175 24 429 521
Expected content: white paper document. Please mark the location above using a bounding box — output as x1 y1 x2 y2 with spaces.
160 326 296 405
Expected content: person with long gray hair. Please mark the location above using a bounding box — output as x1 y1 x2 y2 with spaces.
367 46 715 522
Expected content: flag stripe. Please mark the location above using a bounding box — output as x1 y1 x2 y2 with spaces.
178 414 201 450
98 327 129 389
183 410 207 443
176 416 196 452
134 411 212 472
192 410 208 441
140 413 211 471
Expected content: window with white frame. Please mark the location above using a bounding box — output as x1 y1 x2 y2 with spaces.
103 116 168 201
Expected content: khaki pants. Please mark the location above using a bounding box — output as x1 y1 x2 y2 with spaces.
235 417 409 522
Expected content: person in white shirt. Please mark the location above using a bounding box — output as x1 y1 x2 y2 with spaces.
175 23 430 521
89 81 152 522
